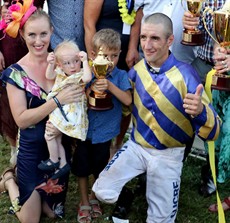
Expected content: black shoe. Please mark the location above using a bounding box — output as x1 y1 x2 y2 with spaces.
51 163 71 180
199 161 216 197
38 159 60 171
134 173 146 195
112 206 129 220
199 179 216 197
111 187 134 220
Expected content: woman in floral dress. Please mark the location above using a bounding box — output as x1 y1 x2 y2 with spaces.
0 5 81 222
0 0 45 164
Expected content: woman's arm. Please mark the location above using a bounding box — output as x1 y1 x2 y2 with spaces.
7 83 83 129
84 0 104 58
126 7 143 69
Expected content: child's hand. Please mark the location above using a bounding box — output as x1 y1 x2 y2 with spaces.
93 79 109 92
47 52 56 64
78 51 88 62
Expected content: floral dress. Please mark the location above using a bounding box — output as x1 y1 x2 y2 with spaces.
1 64 71 217
47 67 88 140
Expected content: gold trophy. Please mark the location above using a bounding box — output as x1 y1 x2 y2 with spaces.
88 48 114 110
181 0 205 46
203 2 230 91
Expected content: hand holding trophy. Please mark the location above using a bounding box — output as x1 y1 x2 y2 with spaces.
88 48 114 110
203 0 230 91
181 0 205 46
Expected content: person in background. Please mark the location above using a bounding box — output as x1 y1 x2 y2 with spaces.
46 0 85 51
183 0 225 83
0 6 82 222
207 44 230 212
92 13 220 223
183 0 226 197
38 40 92 180
210 196 230 212
71 28 132 223
126 0 196 69
84 0 132 70
0 0 45 165
0 0 44 70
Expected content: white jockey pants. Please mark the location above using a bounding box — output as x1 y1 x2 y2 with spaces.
92 139 185 223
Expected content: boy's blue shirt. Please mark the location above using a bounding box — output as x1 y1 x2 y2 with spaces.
87 66 132 144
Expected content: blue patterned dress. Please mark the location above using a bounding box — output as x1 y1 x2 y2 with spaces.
1 64 71 217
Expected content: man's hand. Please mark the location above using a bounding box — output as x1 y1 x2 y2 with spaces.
183 84 204 118
213 46 229 74
126 48 140 69
182 11 199 30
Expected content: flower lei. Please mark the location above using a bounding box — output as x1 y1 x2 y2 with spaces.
0 0 37 38
118 0 136 25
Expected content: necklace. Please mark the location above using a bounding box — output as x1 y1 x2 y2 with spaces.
118 0 136 25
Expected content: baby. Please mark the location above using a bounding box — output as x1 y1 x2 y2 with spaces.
38 40 92 179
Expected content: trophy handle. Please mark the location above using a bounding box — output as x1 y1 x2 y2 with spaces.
202 7 219 45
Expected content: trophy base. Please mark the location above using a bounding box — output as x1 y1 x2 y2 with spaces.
181 30 205 46
88 91 114 110
211 73 230 92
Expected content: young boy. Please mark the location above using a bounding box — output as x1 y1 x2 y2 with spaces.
38 40 92 180
71 29 132 223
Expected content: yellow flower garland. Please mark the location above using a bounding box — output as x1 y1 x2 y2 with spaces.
118 0 136 25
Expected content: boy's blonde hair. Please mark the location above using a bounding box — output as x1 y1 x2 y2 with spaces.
54 40 80 61
92 28 121 52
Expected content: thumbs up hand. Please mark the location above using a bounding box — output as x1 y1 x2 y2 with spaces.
183 84 204 118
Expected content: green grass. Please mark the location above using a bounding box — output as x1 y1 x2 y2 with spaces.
0 137 229 223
